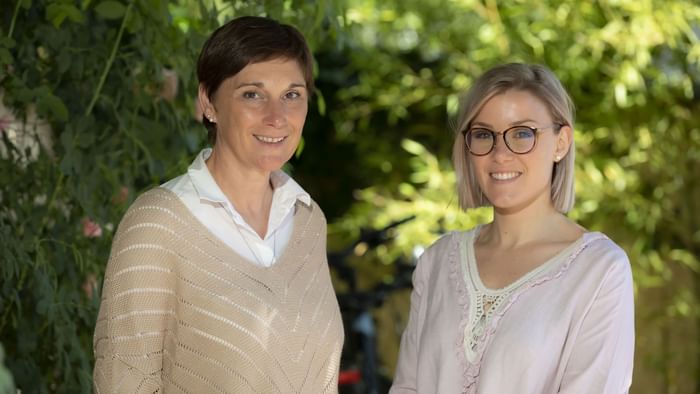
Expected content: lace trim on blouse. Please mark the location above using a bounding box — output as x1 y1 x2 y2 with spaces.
448 228 608 394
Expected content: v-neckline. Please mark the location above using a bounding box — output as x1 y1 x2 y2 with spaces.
463 225 589 295
156 187 315 294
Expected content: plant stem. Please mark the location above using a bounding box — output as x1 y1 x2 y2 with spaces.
0 264 25 331
40 3 133 231
0 295 14 331
39 172 64 232
8 0 21 39
85 2 134 117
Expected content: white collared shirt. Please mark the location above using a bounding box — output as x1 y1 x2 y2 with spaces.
161 148 311 267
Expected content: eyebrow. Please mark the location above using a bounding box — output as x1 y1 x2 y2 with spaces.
235 82 307 89
471 119 539 128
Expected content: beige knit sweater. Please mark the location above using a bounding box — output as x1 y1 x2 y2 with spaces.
93 188 344 393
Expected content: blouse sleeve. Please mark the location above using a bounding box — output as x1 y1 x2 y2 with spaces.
559 250 635 393
93 196 173 393
389 246 431 393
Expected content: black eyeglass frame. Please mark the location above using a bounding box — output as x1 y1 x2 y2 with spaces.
462 124 563 156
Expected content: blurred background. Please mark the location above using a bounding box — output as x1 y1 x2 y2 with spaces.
1 0 699 393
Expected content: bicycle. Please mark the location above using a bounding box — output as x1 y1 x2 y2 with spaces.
329 216 416 394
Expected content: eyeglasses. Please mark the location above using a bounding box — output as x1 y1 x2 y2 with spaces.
463 124 562 156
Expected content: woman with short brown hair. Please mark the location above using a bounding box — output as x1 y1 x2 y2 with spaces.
93 16 343 393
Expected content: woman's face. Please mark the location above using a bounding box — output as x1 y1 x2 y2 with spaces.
200 58 308 174
468 89 571 214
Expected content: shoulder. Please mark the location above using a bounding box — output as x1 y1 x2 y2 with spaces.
288 198 327 241
123 187 183 218
421 228 476 259
414 230 468 273
302 198 327 225
410 230 471 292
569 232 633 290
114 187 190 239
130 186 177 205
579 233 631 271
105 188 190 275
159 172 191 197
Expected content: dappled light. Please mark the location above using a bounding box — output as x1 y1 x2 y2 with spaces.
1 0 699 392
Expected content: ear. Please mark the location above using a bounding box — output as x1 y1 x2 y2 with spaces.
554 125 573 162
198 84 216 123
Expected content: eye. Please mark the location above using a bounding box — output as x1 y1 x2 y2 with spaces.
511 127 535 139
470 129 493 140
284 90 304 100
242 91 261 99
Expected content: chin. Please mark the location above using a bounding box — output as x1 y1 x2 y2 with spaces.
491 194 547 215
493 204 527 215
485 193 516 208
483 191 520 209
257 156 291 172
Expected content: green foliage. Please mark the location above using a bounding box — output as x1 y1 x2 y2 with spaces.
0 1 209 391
2 0 699 392
321 0 700 391
0 0 340 392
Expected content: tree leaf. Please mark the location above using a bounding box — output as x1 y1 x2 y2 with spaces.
46 4 85 28
315 89 326 116
94 1 126 20
37 92 69 122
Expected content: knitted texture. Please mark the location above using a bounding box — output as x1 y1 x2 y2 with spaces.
93 188 344 393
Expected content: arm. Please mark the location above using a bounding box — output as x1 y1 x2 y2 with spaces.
389 252 428 393
93 197 173 393
559 254 635 394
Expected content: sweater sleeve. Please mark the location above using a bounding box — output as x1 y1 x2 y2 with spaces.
389 240 435 394
93 192 176 393
559 248 635 394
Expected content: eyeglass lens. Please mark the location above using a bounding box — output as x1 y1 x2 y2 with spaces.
466 126 537 155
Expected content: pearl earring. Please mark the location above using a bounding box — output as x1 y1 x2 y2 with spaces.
555 155 561 162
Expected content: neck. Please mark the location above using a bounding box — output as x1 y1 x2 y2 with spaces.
206 148 274 237
481 193 564 248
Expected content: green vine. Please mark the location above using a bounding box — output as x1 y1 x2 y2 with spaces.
0 2 339 391
7 0 21 39
85 2 133 117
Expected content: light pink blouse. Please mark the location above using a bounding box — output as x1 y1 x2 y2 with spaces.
390 228 634 394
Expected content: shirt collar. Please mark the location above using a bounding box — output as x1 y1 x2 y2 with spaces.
187 148 311 207
270 170 311 207
187 148 228 204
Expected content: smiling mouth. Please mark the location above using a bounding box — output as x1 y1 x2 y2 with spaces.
490 172 521 181
254 135 286 144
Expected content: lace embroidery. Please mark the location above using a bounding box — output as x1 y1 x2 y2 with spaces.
449 228 609 394
465 290 513 363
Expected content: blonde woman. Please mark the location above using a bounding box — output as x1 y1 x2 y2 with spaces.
391 63 634 393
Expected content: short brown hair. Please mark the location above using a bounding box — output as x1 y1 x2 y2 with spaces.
196 16 314 145
452 63 576 213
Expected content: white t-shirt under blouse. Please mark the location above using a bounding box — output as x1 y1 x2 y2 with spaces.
161 148 310 267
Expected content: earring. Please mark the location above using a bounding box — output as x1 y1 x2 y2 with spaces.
555 155 561 162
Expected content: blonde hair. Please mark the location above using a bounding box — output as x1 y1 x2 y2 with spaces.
452 63 576 213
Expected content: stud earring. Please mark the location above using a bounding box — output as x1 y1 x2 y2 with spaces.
555 155 561 162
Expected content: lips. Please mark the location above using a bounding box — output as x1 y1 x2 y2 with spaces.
490 171 521 180
254 134 286 144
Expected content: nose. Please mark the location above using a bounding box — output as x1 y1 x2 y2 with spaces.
491 133 512 161
264 100 287 129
